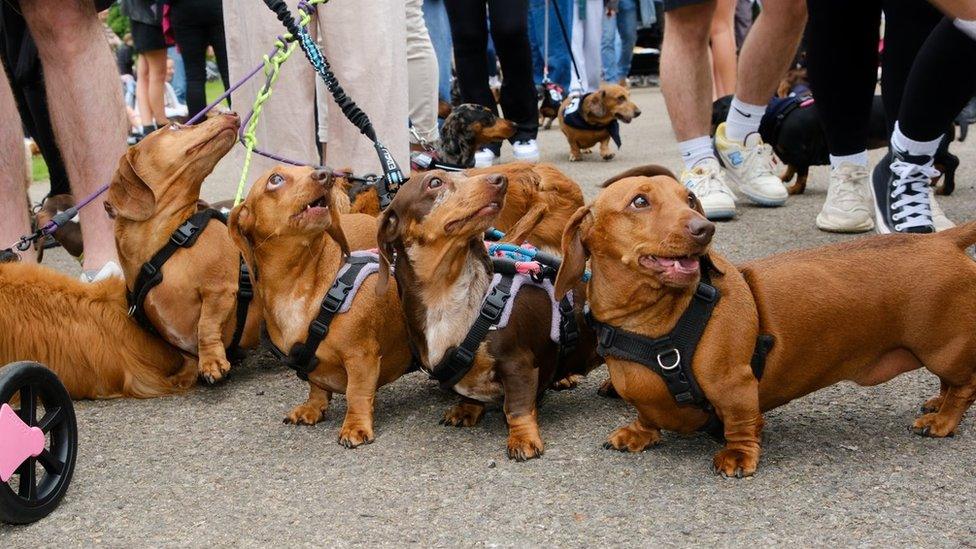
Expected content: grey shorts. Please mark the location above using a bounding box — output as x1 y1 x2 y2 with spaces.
662 0 712 12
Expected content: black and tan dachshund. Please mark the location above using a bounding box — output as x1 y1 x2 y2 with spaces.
437 104 516 168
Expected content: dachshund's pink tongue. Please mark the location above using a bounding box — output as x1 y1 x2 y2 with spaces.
642 256 700 275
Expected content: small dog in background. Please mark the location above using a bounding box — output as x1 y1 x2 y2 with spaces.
557 84 641 162
33 194 84 262
538 82 565 130
436 104 516 168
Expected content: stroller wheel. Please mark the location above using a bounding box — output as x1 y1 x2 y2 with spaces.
0 362 77 524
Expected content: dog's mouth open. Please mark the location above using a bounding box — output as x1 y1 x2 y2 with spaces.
639 254 701 285
444 200 502 235
293 194 330 223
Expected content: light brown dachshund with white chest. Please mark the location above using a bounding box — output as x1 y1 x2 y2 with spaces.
106 113 261 384
229 166 414 447
556 165 976 477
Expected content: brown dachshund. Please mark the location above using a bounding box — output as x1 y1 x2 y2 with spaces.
229 166 414 447
346 162 584 253
33 194 83 262
0 262 196 399
557 84 641 162
556 165 976 477
376 170 596 461
106 113 261 384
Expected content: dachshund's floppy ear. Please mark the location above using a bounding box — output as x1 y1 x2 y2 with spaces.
228 203 258 280
375 207 400 296
600 164 678 188
554 205 592 300
586 89 607 118
107 149 156 221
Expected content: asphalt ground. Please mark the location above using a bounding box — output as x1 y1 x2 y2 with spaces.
4 86 976 547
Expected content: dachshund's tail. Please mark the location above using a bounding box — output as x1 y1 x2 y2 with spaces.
942 220 976 250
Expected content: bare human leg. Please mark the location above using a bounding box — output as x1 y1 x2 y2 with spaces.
0 73 35 263
21 0 127 272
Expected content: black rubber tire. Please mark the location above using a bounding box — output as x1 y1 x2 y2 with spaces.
0 362 77 524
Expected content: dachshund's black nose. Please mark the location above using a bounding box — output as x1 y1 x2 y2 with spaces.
686 217 715 245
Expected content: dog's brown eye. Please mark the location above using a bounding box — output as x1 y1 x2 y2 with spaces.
267 173 285 190
617 96 625 103
631 195 650 209
427 178 443 190
688 193 698 207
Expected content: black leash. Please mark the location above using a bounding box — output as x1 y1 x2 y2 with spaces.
262 0 405 208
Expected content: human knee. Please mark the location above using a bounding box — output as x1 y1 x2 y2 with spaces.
758 0 807 28
23 1 98 58
664 4 715 46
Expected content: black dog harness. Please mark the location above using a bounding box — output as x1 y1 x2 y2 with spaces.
267 254 380 380
429 258 580 391
585 270 773 436
562 93 622 148
126 208 253 359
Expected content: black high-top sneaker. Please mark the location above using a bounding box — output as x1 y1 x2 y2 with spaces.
871 148 939 234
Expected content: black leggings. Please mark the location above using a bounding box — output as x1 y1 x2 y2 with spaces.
899 18 976 141
806 0 942 155
444 0 539 142
169 0 229 120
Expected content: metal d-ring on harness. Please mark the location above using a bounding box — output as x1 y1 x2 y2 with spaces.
126 209 254 359
584 268 775 437
266 255 377 380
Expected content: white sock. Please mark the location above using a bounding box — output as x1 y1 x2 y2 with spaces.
724 97 766 142
678 136 715 170
954 19 976 41
829 151 868 170
891 122 942 158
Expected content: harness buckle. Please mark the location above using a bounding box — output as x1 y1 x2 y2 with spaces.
695 282 718 303
480 286 508 323
170 221 199 246
451 346 475 368
322 280 353 313
140 262 158 278
657 348 681 371
598 325 616 348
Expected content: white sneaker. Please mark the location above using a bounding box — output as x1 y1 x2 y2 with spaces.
816 163 875 233
681 158 736 221
79 260 123 283
714 123 788 207
929 187 955 231
474 148 497 168
512 139 540 162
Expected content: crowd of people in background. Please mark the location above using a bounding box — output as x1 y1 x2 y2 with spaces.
0 0 974 282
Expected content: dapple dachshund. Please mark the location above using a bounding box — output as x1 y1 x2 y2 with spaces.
376 170 597 461
106 113 261 384
229 166 414 448
556 165 976 477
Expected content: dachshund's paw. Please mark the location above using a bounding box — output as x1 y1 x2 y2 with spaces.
601 153 615 161
712 448 759 478
198 357 231 385
911 413 957 438
284 404 326 426
551 374 583 391
919 394 945 414
581 148 593 154
337 423 375 448
507 433 544 462
597 378 620 399
569 154 582 162
440 402 484 427
603 424 660 453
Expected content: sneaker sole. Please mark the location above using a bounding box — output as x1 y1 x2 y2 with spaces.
513 154 540 162
703 207 736 221
815 213 874 233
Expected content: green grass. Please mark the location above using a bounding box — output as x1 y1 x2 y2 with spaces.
28 79 229 184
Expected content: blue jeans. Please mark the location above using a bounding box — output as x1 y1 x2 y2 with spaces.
600 0 638 82
528 0 573 91
423 0 454 103
167 47 187 104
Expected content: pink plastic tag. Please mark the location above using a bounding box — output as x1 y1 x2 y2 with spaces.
0 403 45 482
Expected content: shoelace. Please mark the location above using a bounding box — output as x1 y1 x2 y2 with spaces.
744 142 777 179
830 169 869 208
688 168 733 198
889 159 940 231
